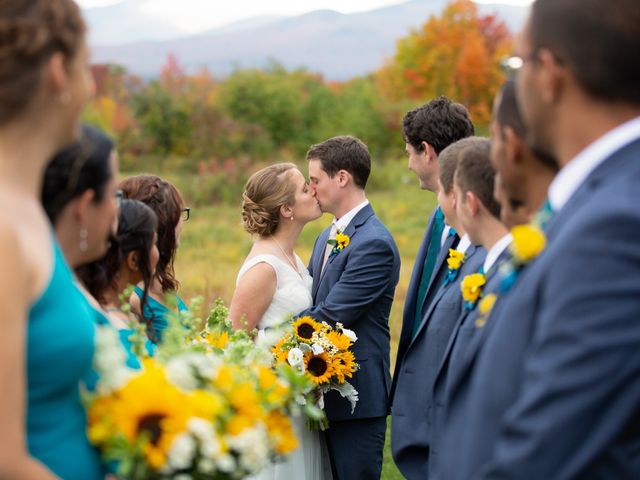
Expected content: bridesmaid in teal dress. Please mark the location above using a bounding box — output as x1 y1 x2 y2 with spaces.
0 1 101 478
76 199 161 362
120 175 190 343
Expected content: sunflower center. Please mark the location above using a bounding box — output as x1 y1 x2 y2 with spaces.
308 357 328 377
297 323 315 339
137 413 165 445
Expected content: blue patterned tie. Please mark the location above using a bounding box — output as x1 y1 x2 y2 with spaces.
413 207 445 336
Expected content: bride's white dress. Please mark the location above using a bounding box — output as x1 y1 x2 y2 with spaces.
237 253 331 480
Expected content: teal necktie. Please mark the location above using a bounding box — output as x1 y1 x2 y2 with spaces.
413 207 445 336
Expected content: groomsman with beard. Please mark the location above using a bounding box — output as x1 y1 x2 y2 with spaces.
390 97 474 428
442 0 640 478
428 139 512 478
391 136 486 479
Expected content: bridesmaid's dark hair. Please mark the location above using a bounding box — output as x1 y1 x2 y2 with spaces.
76 200 157 333
42 124 115 223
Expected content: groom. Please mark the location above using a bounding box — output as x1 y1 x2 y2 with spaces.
298 135 401 479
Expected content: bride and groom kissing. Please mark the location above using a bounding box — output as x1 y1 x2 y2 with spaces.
229 135 401 479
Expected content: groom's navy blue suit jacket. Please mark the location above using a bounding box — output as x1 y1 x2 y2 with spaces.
439 137 640 480
300 203 401 422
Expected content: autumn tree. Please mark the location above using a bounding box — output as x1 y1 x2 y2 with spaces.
377 0 512 125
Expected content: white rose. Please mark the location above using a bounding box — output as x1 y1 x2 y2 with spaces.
311 343 324 355
287 347 304 366
342 328 357 342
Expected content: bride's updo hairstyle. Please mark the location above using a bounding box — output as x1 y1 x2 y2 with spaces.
0 0 85 125
242 163 298 236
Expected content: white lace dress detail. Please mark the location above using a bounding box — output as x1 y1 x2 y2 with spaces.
237 253 331 480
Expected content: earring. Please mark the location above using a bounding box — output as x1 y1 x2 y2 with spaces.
290 215 294 221
59 92 71 105
79 228 88 252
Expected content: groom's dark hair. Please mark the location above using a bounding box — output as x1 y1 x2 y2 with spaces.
306 135 371 189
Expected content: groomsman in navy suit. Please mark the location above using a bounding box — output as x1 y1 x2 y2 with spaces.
438 80 558 479
391 97 474 412
441 0 640 478
301 136 401 480
428 139 512 478
391 137 486 479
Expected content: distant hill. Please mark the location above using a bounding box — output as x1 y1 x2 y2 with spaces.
88 0 528 80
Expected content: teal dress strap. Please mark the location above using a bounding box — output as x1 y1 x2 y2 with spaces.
133 285 189 344
27 238 104 479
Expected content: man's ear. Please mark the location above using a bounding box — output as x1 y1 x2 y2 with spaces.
537 48 566 105
72 189 95 225
504 126 524 165
126 251 139 271
337 169 351 187
467 191 480 217
423 142 438 165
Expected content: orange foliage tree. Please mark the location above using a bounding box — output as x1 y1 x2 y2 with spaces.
377 0 512 125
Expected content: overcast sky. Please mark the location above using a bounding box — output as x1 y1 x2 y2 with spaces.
76 0 533 33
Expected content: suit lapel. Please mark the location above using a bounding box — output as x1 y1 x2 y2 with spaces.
314 204 375 296
417 232 458 316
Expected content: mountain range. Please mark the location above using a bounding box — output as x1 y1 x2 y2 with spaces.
86 0 528 80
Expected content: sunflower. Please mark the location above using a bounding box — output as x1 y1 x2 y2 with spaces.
326 330 352 351
331 351 357 384
110 359 192 469
335 232 350 250
292 316 321 343
304 351 334 384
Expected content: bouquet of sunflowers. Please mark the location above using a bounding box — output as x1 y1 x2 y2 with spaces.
86 300 314 479
271 316 359 426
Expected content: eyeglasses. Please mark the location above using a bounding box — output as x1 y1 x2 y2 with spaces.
115 189 124 207
182 207 191 221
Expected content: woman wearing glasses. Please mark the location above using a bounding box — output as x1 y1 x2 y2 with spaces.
0 1 101 478
119 175 190 343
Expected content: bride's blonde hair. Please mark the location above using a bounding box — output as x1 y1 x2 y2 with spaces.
242 163 298 236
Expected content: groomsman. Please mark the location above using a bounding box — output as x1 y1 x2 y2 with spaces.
443 0 640 478
391 137 486 479
391 97 474 408
428 139 512 478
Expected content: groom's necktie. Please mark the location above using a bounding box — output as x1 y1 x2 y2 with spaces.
413 207 445 336
321 223 338 273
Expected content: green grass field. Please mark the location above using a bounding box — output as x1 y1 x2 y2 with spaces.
142 160 436 479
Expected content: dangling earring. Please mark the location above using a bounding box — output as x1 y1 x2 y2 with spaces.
79 228 88 252
290 215 294 221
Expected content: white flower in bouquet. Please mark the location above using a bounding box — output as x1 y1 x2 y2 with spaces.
287 347 305 368
166 353 220 390
227 425 270 473
311 343 325 355
342 328 357 342
93 325 133 394
216 453 236 473
167 433 197 471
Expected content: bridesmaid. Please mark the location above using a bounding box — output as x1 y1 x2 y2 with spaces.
0 1 101 479
120 175 189 343
76 199 160 361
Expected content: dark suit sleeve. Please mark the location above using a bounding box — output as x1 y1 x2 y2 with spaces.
479 210 640 479
308 234 321 277
298 237 397 328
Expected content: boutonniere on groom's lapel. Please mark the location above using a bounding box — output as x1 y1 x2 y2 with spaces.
327 230 350 258
461 271 486 311
443 249 465 286
499 223 547 293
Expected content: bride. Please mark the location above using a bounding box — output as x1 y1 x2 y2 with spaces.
229 163 330 479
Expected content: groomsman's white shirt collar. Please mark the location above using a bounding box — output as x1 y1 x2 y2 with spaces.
333 199 370 232
549 116 640 211
457 234 472 255
483 233 512 275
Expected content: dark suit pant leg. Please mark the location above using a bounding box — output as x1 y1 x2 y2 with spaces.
323 417 386 480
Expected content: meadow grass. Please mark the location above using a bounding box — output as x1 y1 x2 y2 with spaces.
132 160 437 479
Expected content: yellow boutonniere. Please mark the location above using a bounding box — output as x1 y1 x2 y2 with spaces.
511 224 546 263
475 293 497 328
328 231 350 257
444 249 465 286
461 272 486 310
446 249 465 270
